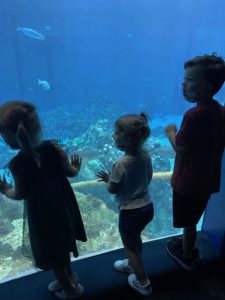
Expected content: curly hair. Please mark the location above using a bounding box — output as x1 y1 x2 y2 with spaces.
0 100 41 150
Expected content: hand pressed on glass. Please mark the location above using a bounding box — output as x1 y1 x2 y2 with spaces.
0 175 13 195
71 154 82 174
97 170 110 183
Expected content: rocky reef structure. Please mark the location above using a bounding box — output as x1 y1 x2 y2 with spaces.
0 111 181 280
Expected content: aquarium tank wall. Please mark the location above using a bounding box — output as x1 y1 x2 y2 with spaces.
0 0 225 281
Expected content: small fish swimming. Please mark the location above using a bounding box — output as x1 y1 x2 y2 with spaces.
126 33 133 38
38 79 51 91
16 27 46 40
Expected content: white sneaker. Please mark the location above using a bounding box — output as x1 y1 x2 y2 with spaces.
48 279 61 292
128 274 152 296
113 259 133 274
48 273 78 292
54 283 84 299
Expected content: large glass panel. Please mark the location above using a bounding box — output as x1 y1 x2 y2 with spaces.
0 0 225 281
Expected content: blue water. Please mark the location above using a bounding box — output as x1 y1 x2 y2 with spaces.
1 0 225 114
0 0 225 280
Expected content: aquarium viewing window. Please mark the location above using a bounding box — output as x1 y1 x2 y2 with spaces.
0 0 225 281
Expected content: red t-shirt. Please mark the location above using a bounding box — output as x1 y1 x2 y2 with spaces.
171 100 225 197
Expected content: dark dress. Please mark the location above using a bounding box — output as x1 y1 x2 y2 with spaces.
9 141 87 270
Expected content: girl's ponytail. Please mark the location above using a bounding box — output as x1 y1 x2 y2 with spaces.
16 123 41 168
140 112 149 122
139 112 151 139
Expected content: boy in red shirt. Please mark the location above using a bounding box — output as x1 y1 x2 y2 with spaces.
165 54 225 270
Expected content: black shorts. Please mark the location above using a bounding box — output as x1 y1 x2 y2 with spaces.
173 190 210 228
119 203 154 238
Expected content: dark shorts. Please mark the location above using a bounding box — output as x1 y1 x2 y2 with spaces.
119 203 154 238
173 190 210 228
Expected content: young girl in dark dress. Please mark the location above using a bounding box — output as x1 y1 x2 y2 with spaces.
0 100 87 299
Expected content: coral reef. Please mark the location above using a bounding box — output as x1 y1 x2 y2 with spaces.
0 111 180 281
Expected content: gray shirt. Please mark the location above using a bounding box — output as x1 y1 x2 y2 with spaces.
110 152 153 210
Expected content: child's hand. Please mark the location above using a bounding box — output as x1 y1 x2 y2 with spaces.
0 175 13 195
165 124 177 137
97 170 110 183
71 154 82 174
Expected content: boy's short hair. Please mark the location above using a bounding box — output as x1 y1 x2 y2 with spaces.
184 53 225 95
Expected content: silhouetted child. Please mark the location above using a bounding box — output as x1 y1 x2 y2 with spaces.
0 100 87 299
98 113 153 296
165 54 225 270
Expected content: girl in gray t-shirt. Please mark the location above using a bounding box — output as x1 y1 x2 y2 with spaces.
98 113 154 296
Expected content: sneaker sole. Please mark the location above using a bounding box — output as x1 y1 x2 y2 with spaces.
48 273 79 292
113 260 133 274
171 238 202 263
113 265 133 274
48 286 61 292
55 284 84 299
48 282 61 292
166 244 196 271
128 275 152 296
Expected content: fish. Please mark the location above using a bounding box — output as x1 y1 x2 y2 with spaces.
126 33 133 38
16 27 46 40
38 79 51 91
